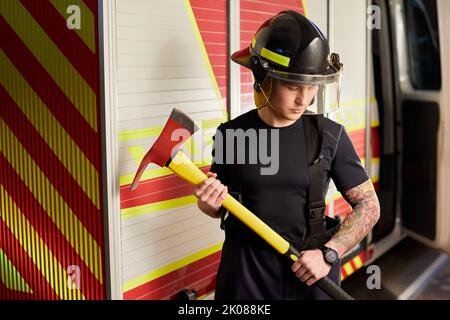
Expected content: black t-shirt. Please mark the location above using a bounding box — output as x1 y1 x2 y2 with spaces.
210 109 369 299
210 109 369 243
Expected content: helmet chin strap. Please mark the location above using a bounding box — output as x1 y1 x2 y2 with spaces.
256 82 295 123
257 81 319 121
256 81 275 112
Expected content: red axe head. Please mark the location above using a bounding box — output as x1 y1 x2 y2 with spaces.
130 108 200 190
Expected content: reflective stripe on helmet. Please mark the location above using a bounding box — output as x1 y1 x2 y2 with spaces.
260 47 290 67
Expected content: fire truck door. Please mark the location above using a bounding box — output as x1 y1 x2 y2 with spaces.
389 0 450 254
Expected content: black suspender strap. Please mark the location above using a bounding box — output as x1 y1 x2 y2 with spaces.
303 114 326 237
220 135 243 230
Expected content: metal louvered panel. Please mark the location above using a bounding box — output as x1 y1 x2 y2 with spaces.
116 0 227 300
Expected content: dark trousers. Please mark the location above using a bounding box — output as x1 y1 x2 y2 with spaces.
215 238 341 300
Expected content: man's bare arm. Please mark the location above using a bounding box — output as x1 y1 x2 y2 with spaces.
325 179 380 258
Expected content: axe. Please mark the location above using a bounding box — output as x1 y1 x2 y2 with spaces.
131 108 354 301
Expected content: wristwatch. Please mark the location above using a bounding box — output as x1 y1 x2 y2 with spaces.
320 245 339 265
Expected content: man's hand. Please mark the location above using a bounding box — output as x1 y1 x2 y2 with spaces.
195 172 228 218
291 249 332 286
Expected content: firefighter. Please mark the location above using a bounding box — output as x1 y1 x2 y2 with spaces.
195 10 380 300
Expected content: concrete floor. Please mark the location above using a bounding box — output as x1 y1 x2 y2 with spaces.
341 237 450 300
416 259 450 300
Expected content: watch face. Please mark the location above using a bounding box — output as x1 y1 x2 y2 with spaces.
325 249 338 263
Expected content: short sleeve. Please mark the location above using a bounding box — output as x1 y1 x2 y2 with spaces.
330 127 370 193
209 123 228 185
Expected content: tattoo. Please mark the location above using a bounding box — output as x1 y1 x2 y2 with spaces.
327 179 380 257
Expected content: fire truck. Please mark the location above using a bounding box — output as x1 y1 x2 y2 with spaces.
1 0 449 300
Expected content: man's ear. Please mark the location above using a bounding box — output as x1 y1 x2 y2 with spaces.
309 96 316 106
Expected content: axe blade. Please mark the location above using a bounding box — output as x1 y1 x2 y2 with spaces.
130 108 200 190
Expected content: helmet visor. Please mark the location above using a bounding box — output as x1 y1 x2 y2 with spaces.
268 67 343 114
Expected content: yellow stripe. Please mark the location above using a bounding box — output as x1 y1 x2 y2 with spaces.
343 263 354 276
0 119 103 284
121 166 173 187
197 290 214 300
120 119 222 186
354 256 363 269
340 97 377 108
335 110 365 132
124 242 223 292
301 0 309 17
0 186 85 300
120 161 213 187
330 97 379 133
127 146 146 166
183 0 227 120
49 0 96 53
127 140 211 168
0 249 33 293
0 51 100 210
332 193 344 202
119 119 225 142
185 136 214 158
127 135 213 167
120 126 164 142
0 1 97 131
202 118 227 130
261 47 290 67
121 195 197 220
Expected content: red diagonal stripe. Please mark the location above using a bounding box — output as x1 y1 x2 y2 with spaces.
161 273 217 300
371 127 380 158
160 275 217 300
0 17 100 168
241 1 296 13
190 0 228 99
334 198 352 218
82 0 98 16
0 219 58 300
139 265 219 300
348 128 366 158
373 180 379 191
20 0 98 91
0 156 105 299
0 156 104 299
0 89 103 246
120 166 210 209
0 281 35 300
124 250 221 300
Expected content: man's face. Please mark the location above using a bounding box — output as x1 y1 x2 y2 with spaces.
269 79 318 120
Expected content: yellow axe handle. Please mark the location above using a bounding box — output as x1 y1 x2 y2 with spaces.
169 150 290 255
168 150 355 300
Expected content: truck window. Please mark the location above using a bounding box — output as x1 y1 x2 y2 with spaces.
403 0 441 90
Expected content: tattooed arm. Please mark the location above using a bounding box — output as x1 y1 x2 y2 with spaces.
325 179 380 258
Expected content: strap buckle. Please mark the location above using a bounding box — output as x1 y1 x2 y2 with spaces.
309 200 326 210
309 201 326 236
313 154 324 165
309 201 326 220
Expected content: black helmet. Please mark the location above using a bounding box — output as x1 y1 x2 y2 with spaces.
231 10 343 114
